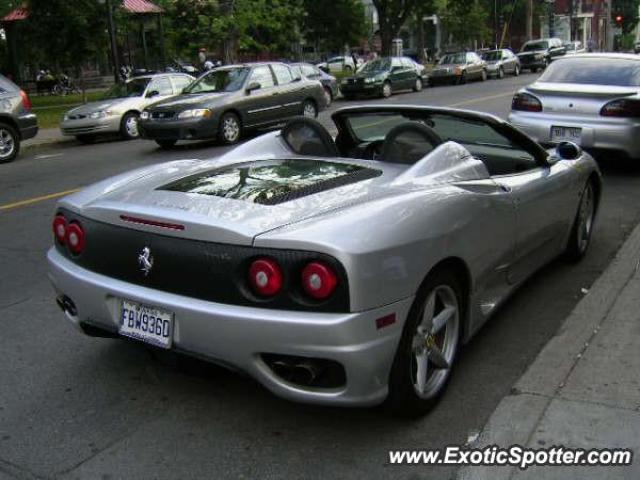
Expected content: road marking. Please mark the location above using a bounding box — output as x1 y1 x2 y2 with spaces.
448 91 514 107
0 188 81 212
35 153 63 160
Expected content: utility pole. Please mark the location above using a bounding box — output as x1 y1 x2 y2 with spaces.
104 0 120 83
526 0 533 40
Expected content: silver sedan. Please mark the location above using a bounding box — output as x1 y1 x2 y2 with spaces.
509 53 640 161
60 73 194 143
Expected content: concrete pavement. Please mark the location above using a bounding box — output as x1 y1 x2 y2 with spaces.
458 221 640 479
22 127 71 150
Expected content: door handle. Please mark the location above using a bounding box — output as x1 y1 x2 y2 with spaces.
497 184 512 193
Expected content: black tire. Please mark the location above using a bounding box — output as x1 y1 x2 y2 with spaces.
218 111 242 145
498 67 504 79
386 268 464 417
302 99 318 118
514 64 521 76
155 139 177 149
0 122 19 164
76 134 96 144
381 81 392 98
120 111 140 140
543 58 549 69
480 69 487 81
457 72 467 85
531 67 539 73
413 77 423 92
564 181 596 262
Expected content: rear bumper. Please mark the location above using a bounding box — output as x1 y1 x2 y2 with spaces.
17 113 38 140
139 116 219 141
339 83 382 97
47 248 411 407
509 111 640 159
518 58 546 70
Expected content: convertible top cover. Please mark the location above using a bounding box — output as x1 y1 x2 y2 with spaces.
160 159 382 205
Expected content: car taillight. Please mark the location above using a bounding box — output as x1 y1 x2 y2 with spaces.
512 92 542 112
52 215 67 244
600 99 640 117
301 261 338 300
65 222 86 255
19 90 32 111
248 258 283 297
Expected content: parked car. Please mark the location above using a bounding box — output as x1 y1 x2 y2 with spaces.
138 62 326 147
481 49 521 78
563 41 586 55
428 51 487 85
509 53 640 161
316 56 359 74
0 74 38 164
60 73 194 143
339 57 427 99
48 104 600 416
634 42 640 54
517 38 566 72
291 62 338 106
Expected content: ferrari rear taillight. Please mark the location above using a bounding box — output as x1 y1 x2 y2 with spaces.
600 98 640 118
52 215 67 244
511 92 542 112
301 261 338 300
19 90 32 111
65 222 86 255
248 258 283 297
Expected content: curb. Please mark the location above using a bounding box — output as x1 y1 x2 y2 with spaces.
456 220 640 480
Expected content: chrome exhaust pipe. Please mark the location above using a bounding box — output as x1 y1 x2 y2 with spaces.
273 360 322 385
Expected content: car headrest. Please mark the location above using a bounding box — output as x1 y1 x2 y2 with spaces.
281 117 340 158
380 121 444 164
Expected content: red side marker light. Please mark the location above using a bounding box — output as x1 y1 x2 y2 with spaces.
376 314 396 330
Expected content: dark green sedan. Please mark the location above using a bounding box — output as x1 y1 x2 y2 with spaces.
339 57 427 99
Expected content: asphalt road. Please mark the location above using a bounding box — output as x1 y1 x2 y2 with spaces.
2 72 640 480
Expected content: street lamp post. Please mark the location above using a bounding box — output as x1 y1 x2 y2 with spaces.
545 0 556 38
98 0 120 84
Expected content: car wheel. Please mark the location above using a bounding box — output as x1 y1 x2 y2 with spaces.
481 69 487 81
498 67 504 79
218 112 242 145
457 72 467 85
413 77 423 92
76 134 96 144
120 112 140 140
514 64 521 76
0 123 19 164
155 139 177 149
323 87 333 107
381 81 392 98
565 181 596 261
387 269 463 417
302 99 318 118
344 65 353 73
543 58 549 69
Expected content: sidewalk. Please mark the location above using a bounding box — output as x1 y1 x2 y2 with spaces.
457 222 640 479
23 127 71 149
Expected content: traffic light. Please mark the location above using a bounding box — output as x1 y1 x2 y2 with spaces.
615 14 623 24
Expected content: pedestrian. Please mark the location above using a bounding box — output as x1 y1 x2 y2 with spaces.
351 52 358 70
198 48 207 67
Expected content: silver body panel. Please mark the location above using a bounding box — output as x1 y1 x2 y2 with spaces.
48 105 600 406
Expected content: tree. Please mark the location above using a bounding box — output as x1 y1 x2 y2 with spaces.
440 0 491 49
372 0 420 55
302 0 366 54
611 0 640 34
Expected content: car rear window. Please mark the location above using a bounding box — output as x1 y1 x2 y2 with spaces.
522 41 548 51
538 58 640 86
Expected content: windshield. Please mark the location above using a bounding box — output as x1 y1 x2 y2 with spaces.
184 68 249 94
482 51 502 61
538 58 640 86
439 53 466 64
564 44 576 51
360 58 391 73
522 41 548 52
102 78 150 99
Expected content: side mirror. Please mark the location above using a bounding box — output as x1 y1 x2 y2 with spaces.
146 90 160 98
245 81 261 93
556 141 582 160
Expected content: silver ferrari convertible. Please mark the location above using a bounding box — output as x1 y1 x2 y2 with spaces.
47 105 601 416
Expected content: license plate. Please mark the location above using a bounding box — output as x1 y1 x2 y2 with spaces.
551 126 581 142
119 299 173 349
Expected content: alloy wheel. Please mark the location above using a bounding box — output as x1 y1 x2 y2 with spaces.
222 115 240 143
410 284 460 399
0 128 16 160
303 101 317 118
125 115 139 138
577 183 595 254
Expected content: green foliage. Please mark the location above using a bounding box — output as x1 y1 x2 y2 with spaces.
440 0 491 48
302 0 366 53
611 0 640 34
21 0 108 72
